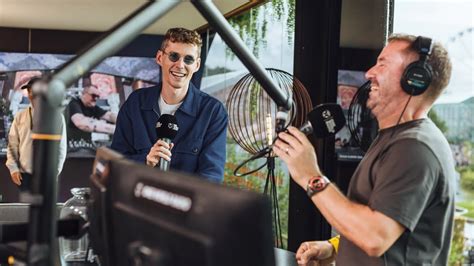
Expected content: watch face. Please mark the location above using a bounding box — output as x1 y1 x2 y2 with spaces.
310 177 325 191
307 176 329 197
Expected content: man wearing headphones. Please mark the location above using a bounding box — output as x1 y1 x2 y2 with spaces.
274 34 455 265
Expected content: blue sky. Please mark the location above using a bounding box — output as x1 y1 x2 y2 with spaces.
393 0 473 104
205 0 473 104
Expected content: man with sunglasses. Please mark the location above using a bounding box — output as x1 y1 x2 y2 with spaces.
6 76 67 190
111 28 227 183
67 84 117 142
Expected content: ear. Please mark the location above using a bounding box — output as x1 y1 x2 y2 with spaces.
156 50 163 67
27 89 34 101
192 57 201 73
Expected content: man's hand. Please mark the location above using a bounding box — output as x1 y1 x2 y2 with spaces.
146 140 174 167
296 240 335 266
11 171 22 186
273 127 323 188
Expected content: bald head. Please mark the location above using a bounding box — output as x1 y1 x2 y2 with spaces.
81 85 101 107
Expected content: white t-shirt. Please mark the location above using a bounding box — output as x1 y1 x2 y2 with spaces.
158 96 182 115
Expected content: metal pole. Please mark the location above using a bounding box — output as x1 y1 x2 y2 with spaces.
26 1 180 265
26 0 294 264
192 0 293 111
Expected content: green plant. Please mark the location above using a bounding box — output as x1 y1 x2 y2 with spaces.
428 109 448 134
448 216 466 266
460 168 474 191
227 0 295 58
456 201 474 219
224 139 289 248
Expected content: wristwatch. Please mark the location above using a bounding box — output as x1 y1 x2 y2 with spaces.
306 175 331 197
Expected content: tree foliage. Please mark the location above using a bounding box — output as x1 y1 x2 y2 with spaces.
227 0 295 58
428 109 448 133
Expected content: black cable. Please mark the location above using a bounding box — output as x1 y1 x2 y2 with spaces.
233 115 291 248
233 117 293 177
233 147 270 177
348 81 371 149
263 166 270 194
390 93 413 138
264 157 283 248
272 166 283 247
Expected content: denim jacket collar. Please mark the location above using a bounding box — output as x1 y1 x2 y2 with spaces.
141 82 198 117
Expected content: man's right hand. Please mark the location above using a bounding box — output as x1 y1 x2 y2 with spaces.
146 140 174 167
296 240 335 266
11 171 22 186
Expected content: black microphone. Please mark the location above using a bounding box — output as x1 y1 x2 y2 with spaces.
299 103 346 137
275 106 289 133
233 103 346 177
155 114 179 171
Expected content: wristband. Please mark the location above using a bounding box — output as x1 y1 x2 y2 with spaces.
328 235 340 254
306 175 331 197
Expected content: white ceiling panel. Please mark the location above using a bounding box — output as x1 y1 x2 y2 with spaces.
0 0 257 34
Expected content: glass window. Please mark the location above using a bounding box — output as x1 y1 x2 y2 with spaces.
394 1 474 264
202 0 295 248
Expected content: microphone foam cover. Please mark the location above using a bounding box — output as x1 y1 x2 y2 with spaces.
307 103 346 138
156 114 179 140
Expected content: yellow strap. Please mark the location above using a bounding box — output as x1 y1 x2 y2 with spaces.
328 235 340 254
31 133 62 141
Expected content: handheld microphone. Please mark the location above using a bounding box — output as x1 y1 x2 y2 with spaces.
299 103 346 137
233 103 346 177
155 114 179 171
275 106 290 133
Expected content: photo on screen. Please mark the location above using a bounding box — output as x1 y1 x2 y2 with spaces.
0 52 161 154
335 70 368 160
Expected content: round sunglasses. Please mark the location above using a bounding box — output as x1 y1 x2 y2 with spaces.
87 92 100 100
161 50 197 65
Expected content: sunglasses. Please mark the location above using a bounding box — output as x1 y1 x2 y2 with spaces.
88 92 100 100
161 50 197 65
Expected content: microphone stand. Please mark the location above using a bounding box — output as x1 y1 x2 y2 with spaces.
25 2 181 265
263 156 284 248
7 1 294 264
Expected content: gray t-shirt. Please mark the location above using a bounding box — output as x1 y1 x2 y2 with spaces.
336 119 455 266
158 96 182 115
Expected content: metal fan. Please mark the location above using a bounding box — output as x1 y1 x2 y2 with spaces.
225 68 312 248
226 68 312 156
347 81 378 152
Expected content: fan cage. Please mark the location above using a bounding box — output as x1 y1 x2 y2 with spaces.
226 68 312 155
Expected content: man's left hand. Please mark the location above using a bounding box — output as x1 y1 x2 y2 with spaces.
273 127 323 188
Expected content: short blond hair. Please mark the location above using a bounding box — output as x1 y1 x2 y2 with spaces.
160 28 202 56
388 33 452 103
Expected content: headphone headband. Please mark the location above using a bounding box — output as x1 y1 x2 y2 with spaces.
414 36 432 57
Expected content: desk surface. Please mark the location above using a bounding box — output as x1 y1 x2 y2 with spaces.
275 247 297 266
65 248 297 266
2 245 297 266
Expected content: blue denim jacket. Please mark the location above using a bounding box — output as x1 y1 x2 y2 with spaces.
111 83 227 182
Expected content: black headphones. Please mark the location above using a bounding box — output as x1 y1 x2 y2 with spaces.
400 36 433 96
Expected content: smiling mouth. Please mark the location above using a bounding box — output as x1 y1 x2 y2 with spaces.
171 71 186 78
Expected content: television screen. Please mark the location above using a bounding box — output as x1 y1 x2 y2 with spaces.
0 52 160 155
335 70 369 161
88 147 275 266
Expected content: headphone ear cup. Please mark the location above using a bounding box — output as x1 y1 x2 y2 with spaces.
401 61 432 96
